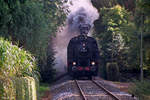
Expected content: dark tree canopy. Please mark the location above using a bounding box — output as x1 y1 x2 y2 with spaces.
0 0 66 82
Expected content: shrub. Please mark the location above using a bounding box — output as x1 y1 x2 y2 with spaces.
0 37 39 100
129 80 150 100
0 37 38 79
0 78 16 100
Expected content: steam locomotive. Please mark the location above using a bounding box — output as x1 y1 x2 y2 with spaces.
67 34 100 79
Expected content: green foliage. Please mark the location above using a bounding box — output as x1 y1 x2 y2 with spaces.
0 0 66 82
0 37 38 78
144 49 150 70
135 0 150 38
129 80 150 100
136 0 150 16
94 5 140 79
91 0 118 10
106 62 119 81
96 5 135 64
38 0 66 83
39 83 50 99
0 78 16 100
1 0 52 58
135 0 150 72
91 0 136 12
117 0 136 12
40 51 56 83
92 0 150 80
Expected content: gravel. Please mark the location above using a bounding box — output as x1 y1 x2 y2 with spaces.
50 79 137 100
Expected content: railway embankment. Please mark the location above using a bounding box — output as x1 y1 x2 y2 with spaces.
50 78 137 100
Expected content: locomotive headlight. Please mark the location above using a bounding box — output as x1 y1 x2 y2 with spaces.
73 62 76 65
91 61 95 65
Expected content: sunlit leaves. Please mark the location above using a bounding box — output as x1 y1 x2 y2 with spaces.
94 5 139 73
0 38 38 78
0 0 66 82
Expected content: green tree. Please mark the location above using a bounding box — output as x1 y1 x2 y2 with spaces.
0 0 66 82
94 5 138 79
91 0 136 12
135 0 150 78
91 0 117 10
39 0 66 82
91 0 150 80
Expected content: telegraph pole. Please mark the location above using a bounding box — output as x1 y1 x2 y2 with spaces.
140 13 144 82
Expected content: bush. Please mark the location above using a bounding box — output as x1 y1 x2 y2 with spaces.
0 78 16 100
0 37 39 100
0 37 38 78
129 80 150 100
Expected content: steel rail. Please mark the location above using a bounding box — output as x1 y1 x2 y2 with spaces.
75 80 87 100
92 80 121 100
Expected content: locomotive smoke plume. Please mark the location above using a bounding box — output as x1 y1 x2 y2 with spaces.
53 0 99 74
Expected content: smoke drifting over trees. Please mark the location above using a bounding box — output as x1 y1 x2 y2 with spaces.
53 0 99 73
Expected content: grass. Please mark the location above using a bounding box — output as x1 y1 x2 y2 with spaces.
129 79 150 100
39 83 50 99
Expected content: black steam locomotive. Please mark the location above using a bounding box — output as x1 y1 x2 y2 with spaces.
67 34 100 79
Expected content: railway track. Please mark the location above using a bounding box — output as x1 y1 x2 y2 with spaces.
75 80 87 100
92 80 121 100
75 80 121 100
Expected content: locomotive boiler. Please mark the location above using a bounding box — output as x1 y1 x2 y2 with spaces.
67 24 100 79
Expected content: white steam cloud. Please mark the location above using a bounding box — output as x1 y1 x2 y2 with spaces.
53 0 99 74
